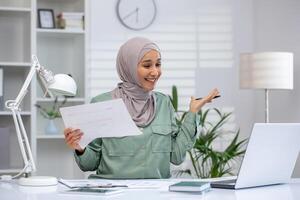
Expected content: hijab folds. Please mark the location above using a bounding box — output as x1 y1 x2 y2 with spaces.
111 37 161 127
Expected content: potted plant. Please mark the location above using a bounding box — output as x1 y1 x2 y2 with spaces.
169 85 247 178
35 97 67 135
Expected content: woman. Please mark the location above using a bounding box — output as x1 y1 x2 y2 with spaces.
64 37 219 179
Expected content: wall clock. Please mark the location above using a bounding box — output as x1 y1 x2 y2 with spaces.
116 0 157 31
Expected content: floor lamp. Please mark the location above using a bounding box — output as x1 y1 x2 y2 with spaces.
5 55 77 186
240 52 293 123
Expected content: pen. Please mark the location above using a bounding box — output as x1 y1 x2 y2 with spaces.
84 184 128 188
196 95 221 100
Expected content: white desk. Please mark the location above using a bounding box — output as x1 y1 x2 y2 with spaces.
0 179 299 200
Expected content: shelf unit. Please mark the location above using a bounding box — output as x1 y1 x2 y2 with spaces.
0 0 88 179
35 0 87 179
0 0 32 173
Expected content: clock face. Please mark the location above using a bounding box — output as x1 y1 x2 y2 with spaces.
116 0 157 30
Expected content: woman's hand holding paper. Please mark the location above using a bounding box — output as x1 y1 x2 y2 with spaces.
64 127 85 153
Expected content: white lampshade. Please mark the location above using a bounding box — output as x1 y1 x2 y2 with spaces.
48 74 77 96
240 52 293 90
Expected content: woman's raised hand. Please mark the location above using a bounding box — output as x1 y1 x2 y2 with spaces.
64 127 85 153
189 88 220 113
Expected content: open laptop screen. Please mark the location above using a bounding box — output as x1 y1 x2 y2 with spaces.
211 123 300 189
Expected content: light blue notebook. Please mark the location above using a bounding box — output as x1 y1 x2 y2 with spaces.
169 181 211 192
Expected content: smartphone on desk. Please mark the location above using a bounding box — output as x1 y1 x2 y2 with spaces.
62 188 123 196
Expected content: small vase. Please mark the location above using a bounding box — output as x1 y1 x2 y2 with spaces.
45 119 59 135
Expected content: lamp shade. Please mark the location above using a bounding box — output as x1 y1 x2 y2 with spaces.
48 74 77 96
240 52 293 89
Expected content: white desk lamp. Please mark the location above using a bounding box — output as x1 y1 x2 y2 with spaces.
240 52 293 123
5 55 77 186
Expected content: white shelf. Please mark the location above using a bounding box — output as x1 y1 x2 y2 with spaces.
36 135 64 139
34 0 87 179
0 7 31 12
36 97 85 103
0 111 31 116
0 0 87 179
0 169 23 174
0 62 31 68
37 29 85 37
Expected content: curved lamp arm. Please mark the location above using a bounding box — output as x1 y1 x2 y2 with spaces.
5 55 77 184
5 55 45 175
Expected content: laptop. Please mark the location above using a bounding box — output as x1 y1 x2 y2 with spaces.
211 123 300 189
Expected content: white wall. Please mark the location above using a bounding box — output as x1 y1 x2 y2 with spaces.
197 0 255 139
253 0 300 177
89 0 255 135
88 0 300 177
194 0 300 178
88 0 255 177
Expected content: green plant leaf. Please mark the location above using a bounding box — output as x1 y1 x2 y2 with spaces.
170 86 247 178
199 109 210 127
35 97 68 119
213 108 222 117
171 85 178 112
172 169 192 178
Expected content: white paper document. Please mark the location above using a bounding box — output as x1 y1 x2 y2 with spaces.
59 178 173 190
60 99 142 148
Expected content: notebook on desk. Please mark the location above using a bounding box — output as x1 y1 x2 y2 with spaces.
211 123 300 189
169 181 210 192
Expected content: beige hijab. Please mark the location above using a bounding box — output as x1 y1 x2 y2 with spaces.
111 37 161 127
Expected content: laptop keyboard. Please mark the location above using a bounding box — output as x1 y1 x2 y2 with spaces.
210 179 237 188
215 179 237 185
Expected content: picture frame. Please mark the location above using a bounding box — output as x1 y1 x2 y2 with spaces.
38 9 55 29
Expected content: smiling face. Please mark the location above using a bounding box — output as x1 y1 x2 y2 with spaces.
137 50 161 92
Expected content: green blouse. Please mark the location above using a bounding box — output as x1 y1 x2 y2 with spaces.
74 91 199 179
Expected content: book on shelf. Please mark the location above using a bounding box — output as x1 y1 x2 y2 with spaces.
169 181 211 192
57 12 84 30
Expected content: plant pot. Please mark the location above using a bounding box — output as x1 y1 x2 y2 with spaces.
45 119 59 135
